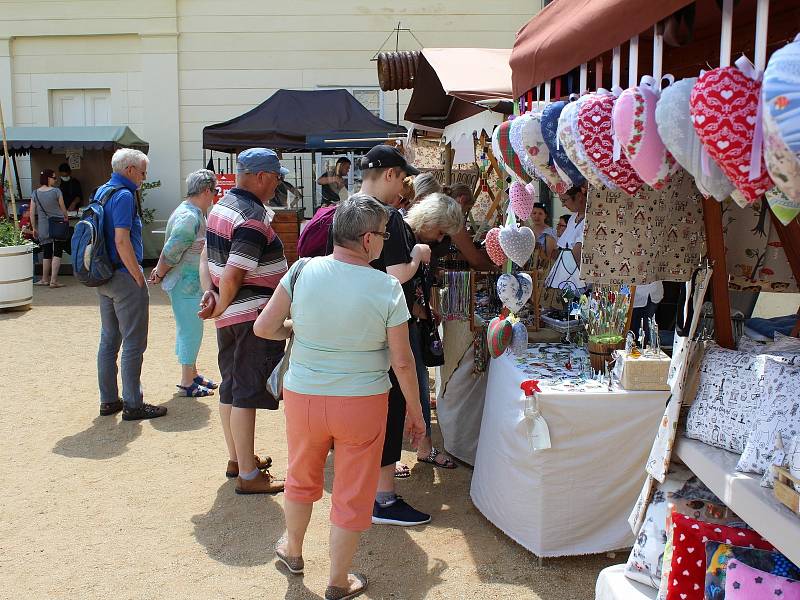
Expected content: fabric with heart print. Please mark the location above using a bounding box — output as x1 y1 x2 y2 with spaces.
656 76 737 202
499 223 535 268
493 118 529 182
558 98 613 189
496 272 533 314
724 560 800 600
518 110 570 194
577 90 645 195
542 100 585 188
690 64 774 204
484 227 508 266
509 181 534 221
665 513 773 600
614 77 680 189
762 34 800 213
487 316 513 358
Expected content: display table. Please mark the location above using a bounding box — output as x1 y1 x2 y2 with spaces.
595 564 657 600
471 344 669 557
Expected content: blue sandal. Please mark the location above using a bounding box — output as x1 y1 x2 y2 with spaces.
177 382 215 397
193 375 218 389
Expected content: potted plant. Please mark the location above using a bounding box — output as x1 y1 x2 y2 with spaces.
0 218 35 309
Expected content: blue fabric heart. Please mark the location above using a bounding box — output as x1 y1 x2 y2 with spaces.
541 101 586 188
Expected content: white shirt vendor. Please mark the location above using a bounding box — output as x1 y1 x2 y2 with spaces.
633 281 664 308
552 213 586 291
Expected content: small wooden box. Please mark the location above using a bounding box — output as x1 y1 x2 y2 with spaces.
613 349 671 391
774 466 800 516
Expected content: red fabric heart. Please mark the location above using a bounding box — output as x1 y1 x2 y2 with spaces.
665 513 773 600
690 66 774 204
495 119 529 182
485 227 508 266
577 91 644 196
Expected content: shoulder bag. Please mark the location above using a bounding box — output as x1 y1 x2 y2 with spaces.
266 257 311 401
33 190 70 241
418 263 445 367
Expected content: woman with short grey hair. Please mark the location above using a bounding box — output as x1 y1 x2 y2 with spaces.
254 193 425 599
412 172 442 204
148 168 218 396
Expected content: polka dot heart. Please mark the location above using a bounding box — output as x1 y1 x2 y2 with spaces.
485 227 508 266
498 224 535 268
509 181 534 221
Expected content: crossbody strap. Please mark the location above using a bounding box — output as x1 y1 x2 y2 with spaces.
32 190 53 219
289 257 312 296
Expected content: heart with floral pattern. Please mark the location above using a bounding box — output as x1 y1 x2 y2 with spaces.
496 272 533 314
521 110 570 194
578 90 645 196
690 61 774 204
484 227 508 266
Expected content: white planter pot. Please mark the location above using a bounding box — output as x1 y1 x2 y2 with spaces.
0 243 35 308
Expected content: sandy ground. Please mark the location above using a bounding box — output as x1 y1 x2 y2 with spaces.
0 279 617 600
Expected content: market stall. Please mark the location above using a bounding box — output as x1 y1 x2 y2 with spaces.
502 0 800 595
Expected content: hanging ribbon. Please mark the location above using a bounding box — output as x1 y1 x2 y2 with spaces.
609 86 624 162
733 55 765 182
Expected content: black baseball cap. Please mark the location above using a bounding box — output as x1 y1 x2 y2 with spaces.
361 145 419 176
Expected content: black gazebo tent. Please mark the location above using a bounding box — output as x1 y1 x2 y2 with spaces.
202 88 406 153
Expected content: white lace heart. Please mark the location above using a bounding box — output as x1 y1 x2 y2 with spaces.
498 225 535 268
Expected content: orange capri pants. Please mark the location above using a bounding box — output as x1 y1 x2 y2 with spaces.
283 389 389 531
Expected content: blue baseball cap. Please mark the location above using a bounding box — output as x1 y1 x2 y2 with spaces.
236 148 289 176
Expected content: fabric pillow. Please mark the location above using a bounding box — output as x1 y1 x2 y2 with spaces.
737 358 800 474
577 90 644 195
705 542 800 600
685 345 766 453
625 464 694 588
510 113 538 182
690 62 774 204
541 100 585 188
665 514 773 600
725 560 800 599
614 77 680 189
656 76 736 203
771 333 800 353
568 94 617 189
493 119 528 182
522 110 570 194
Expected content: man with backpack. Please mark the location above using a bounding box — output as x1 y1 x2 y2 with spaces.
93 148 167 421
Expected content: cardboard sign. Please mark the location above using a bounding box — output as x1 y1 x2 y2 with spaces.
214 173 236 203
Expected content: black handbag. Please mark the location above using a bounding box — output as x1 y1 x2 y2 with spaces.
418 264 445 367
33 190 69 241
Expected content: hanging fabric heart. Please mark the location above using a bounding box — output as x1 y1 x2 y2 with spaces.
577 89 645 196
614 76 680 189
655 76 736 202
484 227 508 266
521 109 570 194
765 187 800 226
690 57 774 204
762 34 800 214
509 321 529 357
558 99 612 189
493 118 529 182
509 181 534 220
542 100 585 188
487 316 513 358
498 223 535 268
496 272 533 314
510 113 538 181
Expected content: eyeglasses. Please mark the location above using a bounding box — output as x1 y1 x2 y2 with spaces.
363 230 390 240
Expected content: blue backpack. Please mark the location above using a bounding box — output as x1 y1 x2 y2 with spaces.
70 185 124 287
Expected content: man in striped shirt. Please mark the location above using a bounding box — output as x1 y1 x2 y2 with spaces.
199 148 288 495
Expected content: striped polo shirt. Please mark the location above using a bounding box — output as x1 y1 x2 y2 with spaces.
206 187 288 329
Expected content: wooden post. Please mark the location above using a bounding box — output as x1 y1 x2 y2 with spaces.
702 197 734 348
444 142 454 186
625 285 637 333
0 99 19 226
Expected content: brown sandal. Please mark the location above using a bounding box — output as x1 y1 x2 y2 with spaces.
275 545 304 575
225 454 273 478
325 573 368 600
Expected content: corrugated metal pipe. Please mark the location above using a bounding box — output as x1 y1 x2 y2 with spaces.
376 51 421 91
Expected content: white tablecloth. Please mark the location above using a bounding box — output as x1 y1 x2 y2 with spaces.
470 346 668 557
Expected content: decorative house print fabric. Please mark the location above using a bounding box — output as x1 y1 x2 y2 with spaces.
724 560 800 600
614 77 680 190
690 62 775 204
581 169 706 285
737 358 800 475
705 541 800 600
656 76 736 203
722 199 799 292
578 90 645 195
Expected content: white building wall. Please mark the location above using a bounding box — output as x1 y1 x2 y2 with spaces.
0 0 537 219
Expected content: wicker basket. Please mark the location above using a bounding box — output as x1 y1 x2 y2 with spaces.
588 338 626 372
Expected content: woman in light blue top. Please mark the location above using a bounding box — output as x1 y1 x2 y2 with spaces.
254 194 425 599
149 169 217 397
531 201 557 259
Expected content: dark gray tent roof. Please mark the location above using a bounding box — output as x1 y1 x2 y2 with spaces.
5 126 149 155
202 89 406 153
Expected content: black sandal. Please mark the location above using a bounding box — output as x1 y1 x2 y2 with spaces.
177 383 214 397
417 447 457 469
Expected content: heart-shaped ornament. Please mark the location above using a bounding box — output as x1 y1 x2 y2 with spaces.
541 101 585 188
509 321 528 357
499 224 535 268
521 110 570 194
496 273 533 314
487 316 513 358
690 63 774 203
485 227 508 266
559 99 613 189
577 90 645 195
493 118 530 182
509 181 534 221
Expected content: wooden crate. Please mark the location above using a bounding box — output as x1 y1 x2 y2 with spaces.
774 466 800 516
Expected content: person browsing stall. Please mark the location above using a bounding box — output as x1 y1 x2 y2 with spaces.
254 194 423 600
440 182 497 271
